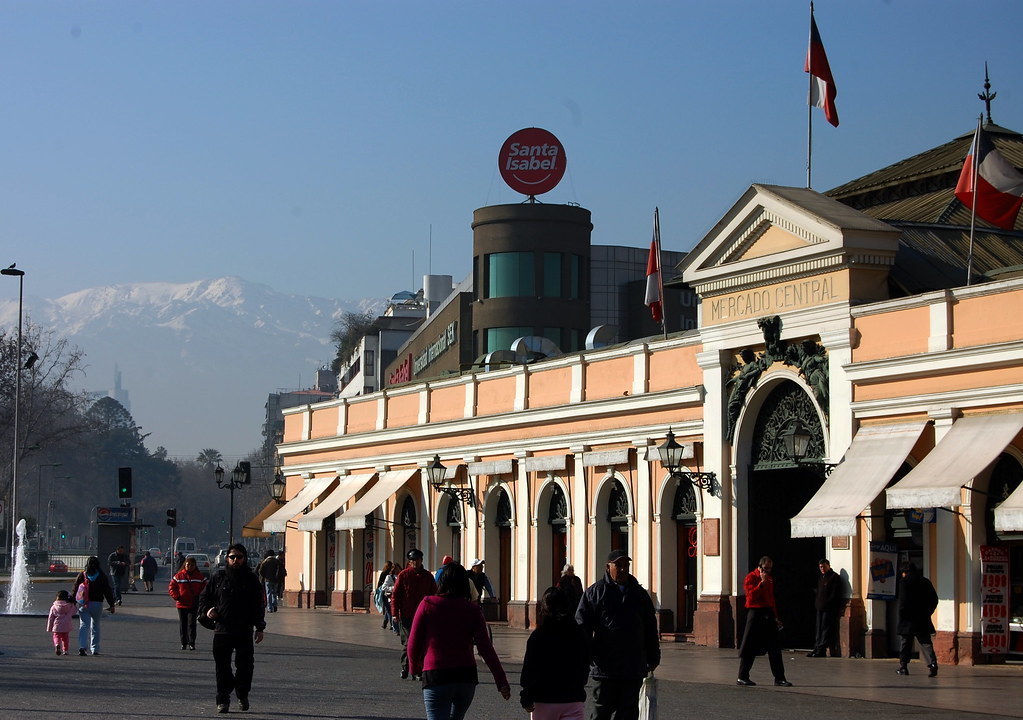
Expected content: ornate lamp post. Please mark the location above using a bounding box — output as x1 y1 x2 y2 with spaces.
656 429 717 493
425 455 478 510
214 462 250 544
780 419 837 476
2 264 25 560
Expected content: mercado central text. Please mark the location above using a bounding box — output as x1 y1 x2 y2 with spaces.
709 276 840 323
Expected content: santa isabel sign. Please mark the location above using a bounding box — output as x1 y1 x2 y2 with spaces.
498 127 566 196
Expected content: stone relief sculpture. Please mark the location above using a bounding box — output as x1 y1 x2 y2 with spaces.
724 316 830 444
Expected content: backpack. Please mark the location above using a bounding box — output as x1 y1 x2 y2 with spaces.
75 577 90 606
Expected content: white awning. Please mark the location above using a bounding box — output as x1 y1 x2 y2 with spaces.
335 469 418 530
995 483 1023 533
262 476 336 533
296 473 376 531
790 421 928 538
887 413 1023 510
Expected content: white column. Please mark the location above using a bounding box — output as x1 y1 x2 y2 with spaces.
570 446 589 586
633 441 653 590
696 349 729 597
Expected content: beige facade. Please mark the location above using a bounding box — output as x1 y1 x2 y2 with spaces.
268 184 1023 664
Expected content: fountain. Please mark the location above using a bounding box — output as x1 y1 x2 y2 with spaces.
5 519 32 614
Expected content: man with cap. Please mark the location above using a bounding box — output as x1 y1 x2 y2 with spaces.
576 549 659 720
391 548 437 680
469 558 496 604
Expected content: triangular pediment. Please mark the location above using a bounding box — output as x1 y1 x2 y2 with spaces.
681 184 901 299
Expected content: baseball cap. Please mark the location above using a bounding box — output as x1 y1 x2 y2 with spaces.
440 555 454 566
607 549 631 564
407 548 424 560
470 558 484 568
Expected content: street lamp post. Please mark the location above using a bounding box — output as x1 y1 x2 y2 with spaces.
36 463 62 546
2 263 25 561
214 462 250 544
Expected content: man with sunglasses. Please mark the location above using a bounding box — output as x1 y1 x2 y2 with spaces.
198 544 267 714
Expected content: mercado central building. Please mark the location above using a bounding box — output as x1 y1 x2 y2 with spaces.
259 119 1023 666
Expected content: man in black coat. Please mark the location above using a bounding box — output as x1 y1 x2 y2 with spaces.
198 544 267 713
107 545 129 605
576 550 660 720
896 561 939 677
807 558 844 657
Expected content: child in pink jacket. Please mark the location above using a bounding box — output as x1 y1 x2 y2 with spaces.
46 590 76 655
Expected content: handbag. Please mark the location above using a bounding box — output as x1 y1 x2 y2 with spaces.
197 611 216 630
638 672 657 720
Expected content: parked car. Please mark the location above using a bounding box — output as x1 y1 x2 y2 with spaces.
148 547 163 560
186 553 213 578
48 560 68 574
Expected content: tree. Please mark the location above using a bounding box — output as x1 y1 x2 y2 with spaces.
196 448 223 470
329 311 376 374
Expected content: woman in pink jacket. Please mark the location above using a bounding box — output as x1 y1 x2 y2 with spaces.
407 562 510 720
168 556 208 650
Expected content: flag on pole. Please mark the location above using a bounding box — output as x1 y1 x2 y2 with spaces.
645 210 663 324
805 7 839 127
954 122 1023 230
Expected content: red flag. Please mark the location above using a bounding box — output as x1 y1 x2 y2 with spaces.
955 123 1023 230
805 10 839 127
645 214 662 323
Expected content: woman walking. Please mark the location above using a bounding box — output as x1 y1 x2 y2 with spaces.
139 551 159 592
169 555 209 650
375 560 398 630
520 586 590 720
71 556 116 656
407 562 510 720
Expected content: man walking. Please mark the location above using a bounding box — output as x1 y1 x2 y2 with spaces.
107 545 129 606
737 556 792 687
391 548 437 680
807 558 844 657
198 543 267 713
896 561 939 677
576 550 659 720
257 550 281 612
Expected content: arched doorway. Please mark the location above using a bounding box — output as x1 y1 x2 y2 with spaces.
399 496 418 561
674 482 698 633
444 497 462 563
608 481 630 557
747 381 826 648
548 484 569 589
495 489 512 621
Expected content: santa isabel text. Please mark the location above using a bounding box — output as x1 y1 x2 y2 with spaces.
710 277 837 321
504 142 560 171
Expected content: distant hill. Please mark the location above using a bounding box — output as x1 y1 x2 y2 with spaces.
0 277 384 460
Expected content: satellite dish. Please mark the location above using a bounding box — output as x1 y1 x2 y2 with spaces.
585 325 618 350
510 336 562 363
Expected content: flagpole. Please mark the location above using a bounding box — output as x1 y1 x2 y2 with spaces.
806 2 814 188
655 207 667 340
965 116 982 286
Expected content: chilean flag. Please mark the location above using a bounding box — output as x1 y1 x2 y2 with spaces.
955 123 1023 230
805 10 839 127
645 210 663 323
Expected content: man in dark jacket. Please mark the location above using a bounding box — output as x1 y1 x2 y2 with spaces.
576 550 659 720
391 548 437 680
197 543 267 714
107 545 129 605
807 558 844 657
896 561 939 677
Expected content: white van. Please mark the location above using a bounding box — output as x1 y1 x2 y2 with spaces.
174 537 197 557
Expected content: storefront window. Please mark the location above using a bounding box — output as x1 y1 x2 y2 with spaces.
487 252 534 298
985 454 1023 625
544 252 562 298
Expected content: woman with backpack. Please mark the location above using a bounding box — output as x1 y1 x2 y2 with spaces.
71 556 116 656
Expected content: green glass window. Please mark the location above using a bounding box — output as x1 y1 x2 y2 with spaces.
487 252 534 298
486 326 532 353
543 252 562 298
569 255 581 299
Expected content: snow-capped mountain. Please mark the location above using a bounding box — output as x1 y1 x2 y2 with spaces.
0 277 384 460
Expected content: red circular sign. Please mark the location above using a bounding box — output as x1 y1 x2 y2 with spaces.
498 127 566 196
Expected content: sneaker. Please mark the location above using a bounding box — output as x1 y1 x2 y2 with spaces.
181 644 187 651
189 644 196 651
55 647 62 655
896 665 909 675
400 669 409 679
217 703 229 714
928 664 938 677
238 697 249 711
79 648 87 656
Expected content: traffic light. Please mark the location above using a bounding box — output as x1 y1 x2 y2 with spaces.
58 521 64 539
166 508 177 527
117 467 133 499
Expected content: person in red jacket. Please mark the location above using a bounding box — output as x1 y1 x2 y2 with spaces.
407 561 510 720
391 548 437 680
736 556 792 687
169 555 209 650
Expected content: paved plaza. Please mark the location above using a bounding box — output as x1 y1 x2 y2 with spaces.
1 576 1020 719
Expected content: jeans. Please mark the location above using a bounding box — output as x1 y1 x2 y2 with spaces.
111 574 124 602
78 602 104 653
212 632 255 704
422 682 476 720
265 581 278 612
178 607 198 646
591 677 643 720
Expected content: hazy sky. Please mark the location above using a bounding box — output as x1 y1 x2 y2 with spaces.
2 1 1021 305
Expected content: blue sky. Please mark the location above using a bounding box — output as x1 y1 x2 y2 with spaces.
2 1 1021 304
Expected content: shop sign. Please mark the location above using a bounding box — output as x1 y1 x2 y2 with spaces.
95 506 135 523
708 275 841 323
413 321 457 376
389 354 413 385
980 545 1010 654
866 541 897 600
498 127 566 196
